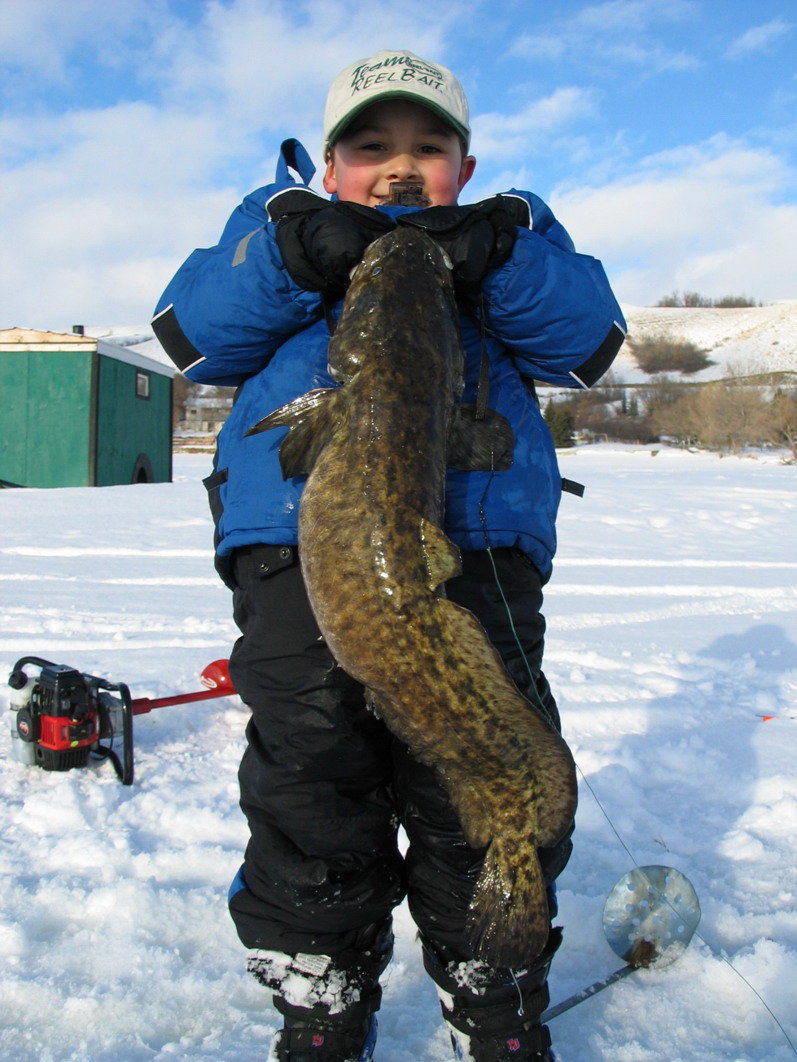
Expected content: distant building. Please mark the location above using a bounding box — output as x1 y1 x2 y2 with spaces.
0 327 174 488
181 394 235 435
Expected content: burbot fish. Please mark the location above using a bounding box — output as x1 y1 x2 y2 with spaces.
248 226 577 968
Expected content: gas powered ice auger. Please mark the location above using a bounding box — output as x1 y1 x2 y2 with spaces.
7 657 235 786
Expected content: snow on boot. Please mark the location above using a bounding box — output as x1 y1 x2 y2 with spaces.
249 925 392 1062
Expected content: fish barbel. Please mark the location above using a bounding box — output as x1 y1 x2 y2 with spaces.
248 227 577 967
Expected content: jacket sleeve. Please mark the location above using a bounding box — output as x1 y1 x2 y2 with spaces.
151 139 324 387
481 189 626 389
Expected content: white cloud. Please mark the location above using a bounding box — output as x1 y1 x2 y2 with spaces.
0 102 239 329
510 0 699 73
0 0 166 84
551 136 797 305
726 18 794 59
471 88 597 163
571 0 695 32
143 0 459 130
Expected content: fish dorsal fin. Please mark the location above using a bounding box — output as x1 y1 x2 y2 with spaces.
420 518 462 591
448 406 515 472
246 388 343 479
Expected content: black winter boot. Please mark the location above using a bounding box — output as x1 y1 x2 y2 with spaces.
248 924 392 1062
447 1022 555 1062
268 1011 377 1062
423 928 563 1062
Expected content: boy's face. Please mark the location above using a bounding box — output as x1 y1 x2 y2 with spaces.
323 99 476 207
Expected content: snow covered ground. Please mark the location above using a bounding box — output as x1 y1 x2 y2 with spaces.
1 447 795 1062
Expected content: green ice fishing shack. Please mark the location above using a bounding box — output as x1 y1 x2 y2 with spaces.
0 327 174 488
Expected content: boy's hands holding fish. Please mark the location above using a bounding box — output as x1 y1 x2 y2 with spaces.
275 189 528 296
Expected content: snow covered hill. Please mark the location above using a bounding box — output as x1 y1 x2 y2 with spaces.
617 300 797 385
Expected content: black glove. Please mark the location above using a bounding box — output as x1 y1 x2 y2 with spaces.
397 195 529 292
274 192 395 298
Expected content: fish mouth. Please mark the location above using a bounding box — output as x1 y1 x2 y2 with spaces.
377 181 431 207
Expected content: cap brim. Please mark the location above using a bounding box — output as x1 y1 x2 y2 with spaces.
326 91 470 151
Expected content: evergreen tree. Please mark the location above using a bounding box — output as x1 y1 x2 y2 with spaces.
544 400 576 448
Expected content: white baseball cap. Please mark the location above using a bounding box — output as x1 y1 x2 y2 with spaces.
324 49 471 154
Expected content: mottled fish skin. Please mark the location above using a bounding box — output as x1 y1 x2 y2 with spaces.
249 228 577 968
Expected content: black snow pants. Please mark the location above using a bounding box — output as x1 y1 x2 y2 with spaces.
227 543 573 971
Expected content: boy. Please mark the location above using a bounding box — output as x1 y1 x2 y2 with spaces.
153 49 625 1062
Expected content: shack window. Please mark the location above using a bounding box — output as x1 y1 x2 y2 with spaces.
136 371 151 399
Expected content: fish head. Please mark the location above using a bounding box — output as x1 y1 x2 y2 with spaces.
327 227 455 383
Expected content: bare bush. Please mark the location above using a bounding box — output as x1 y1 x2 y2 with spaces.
648 387 703 447
770 388 797 460
655 291 759 308
700 381 773 451
628 336 715 375
656 292 682 308
713 295 760 308
682 291 713 307
649 379 773 452
172 373 192 429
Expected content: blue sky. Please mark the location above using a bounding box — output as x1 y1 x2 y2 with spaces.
1 0 795 331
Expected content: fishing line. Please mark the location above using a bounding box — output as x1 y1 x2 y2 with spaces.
476 473 796 1053
477 472 555 729
509 968 525 1018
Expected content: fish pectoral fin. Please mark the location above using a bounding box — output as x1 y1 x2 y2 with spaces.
448 406 515 472
364 686 385 719
444 770 491 848
420 519 462 590
245 388 343 479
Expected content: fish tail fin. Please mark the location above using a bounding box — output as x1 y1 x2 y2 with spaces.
466 834 551 969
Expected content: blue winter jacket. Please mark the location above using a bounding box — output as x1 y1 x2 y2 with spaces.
153 140 625 582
